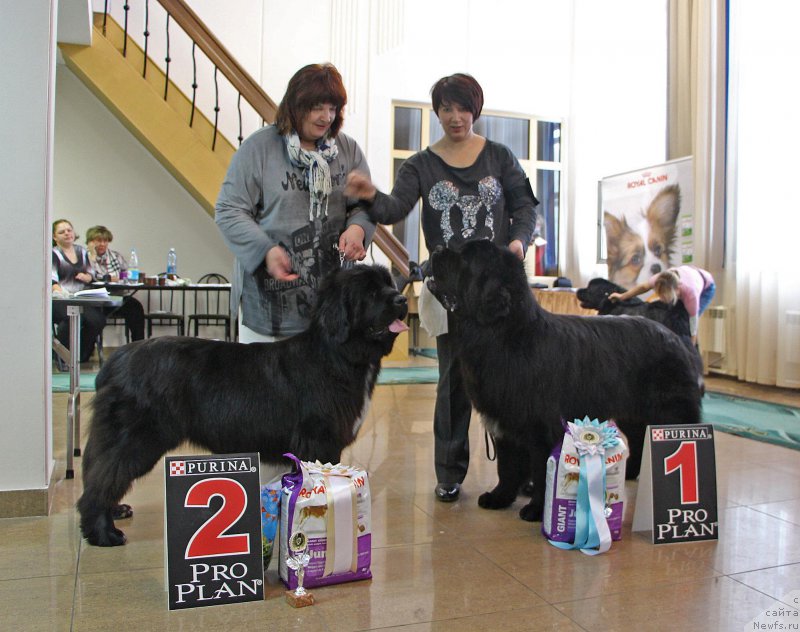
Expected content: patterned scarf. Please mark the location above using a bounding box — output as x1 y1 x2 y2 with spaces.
285 132 339 220
92 249 124 279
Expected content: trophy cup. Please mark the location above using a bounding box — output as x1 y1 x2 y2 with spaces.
285 531 314 607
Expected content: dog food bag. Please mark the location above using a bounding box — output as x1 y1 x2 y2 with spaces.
279 454 372 589
542 417 627 555
260 481 282 571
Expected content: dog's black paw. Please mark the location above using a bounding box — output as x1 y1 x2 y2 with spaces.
478 489 516 510
519 502 543 522
81 509 128 546
112 504 134 520
85 525 127 547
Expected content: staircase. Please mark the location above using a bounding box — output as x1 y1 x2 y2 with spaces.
59 13 233 215
58 6 409 276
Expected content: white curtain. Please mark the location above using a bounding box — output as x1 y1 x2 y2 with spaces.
728 0 800 387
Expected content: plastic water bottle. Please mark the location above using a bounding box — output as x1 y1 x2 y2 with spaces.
128 248 140 283
166 247 177 276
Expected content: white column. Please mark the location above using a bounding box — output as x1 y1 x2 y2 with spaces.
0 0 58 514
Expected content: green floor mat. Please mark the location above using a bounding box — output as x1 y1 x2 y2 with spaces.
52 369 799 451
701 391 800 450
52 372 98 392
52 367 441 392
377 366 439 384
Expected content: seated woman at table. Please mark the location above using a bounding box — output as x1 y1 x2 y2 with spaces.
86 225 145 341
51 219 106 363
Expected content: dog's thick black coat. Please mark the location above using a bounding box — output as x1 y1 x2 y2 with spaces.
429 241 702 521
78 265 407 546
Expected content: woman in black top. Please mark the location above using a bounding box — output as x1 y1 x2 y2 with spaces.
346 73 538 501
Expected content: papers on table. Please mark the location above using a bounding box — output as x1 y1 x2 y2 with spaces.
73 287 111 298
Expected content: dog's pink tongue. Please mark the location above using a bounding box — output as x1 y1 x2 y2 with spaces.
389 319 409 333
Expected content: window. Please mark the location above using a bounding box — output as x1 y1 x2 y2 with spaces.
391 102 563 275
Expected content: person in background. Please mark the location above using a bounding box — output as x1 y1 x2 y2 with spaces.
345 73 539 502
215 62 376 343
608 265 716 345
86 225 145 342
51 219 106 363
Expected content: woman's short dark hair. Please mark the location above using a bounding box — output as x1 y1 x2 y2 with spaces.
430 73 484 121
274 63 347 138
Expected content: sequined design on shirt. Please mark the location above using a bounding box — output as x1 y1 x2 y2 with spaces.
428 176 500 244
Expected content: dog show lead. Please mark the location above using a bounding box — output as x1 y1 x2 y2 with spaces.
346 73 539 503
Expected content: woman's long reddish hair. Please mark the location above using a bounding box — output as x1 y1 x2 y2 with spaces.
275 63 347 138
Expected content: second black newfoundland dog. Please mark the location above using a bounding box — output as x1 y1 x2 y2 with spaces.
428 240 702 521
78 264 408 546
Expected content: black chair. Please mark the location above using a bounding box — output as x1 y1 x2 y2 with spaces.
144 274 185 337
104 314 131 343
96 313 131 367
188 273 232 341
95 332 106 367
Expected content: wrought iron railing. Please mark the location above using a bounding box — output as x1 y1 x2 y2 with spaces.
99 0 408 277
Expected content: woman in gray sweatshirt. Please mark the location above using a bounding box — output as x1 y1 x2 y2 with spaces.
216 63 375 341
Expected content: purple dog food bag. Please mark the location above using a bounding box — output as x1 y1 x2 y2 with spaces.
542 418 628 548
279 454 372 589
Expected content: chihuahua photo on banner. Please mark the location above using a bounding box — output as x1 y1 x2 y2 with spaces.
603 184 681 288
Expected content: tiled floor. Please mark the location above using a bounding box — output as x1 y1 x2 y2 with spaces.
1 370 799 631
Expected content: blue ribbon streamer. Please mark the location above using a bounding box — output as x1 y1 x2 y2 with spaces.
549 453 612 555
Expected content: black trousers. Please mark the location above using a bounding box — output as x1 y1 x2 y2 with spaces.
104 296 145 341
433 324 473 485
52 303 106 363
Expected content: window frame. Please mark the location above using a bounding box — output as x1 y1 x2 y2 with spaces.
390 100 564 276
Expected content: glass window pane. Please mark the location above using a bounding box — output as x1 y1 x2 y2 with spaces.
392 158 420 260
474 115 529 160
537 121 561 162
429 112 530 160
536 169 560 276
394 107 422 151
429 110 444 144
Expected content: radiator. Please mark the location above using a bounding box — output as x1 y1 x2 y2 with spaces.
705 306 729 354
785 310 800 364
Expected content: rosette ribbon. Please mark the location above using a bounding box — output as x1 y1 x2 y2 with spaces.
549 417 621 556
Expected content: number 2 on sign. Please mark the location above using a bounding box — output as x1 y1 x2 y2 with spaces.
664 441 699 504
184 478 250 558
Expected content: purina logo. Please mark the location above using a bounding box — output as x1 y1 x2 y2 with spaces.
652 427 711 441
169 457 254 476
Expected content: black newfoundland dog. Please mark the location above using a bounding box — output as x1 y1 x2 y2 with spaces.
78 264 408 546
428 240 702 521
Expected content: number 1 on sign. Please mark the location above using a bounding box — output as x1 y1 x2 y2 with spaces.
664 441 699 504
